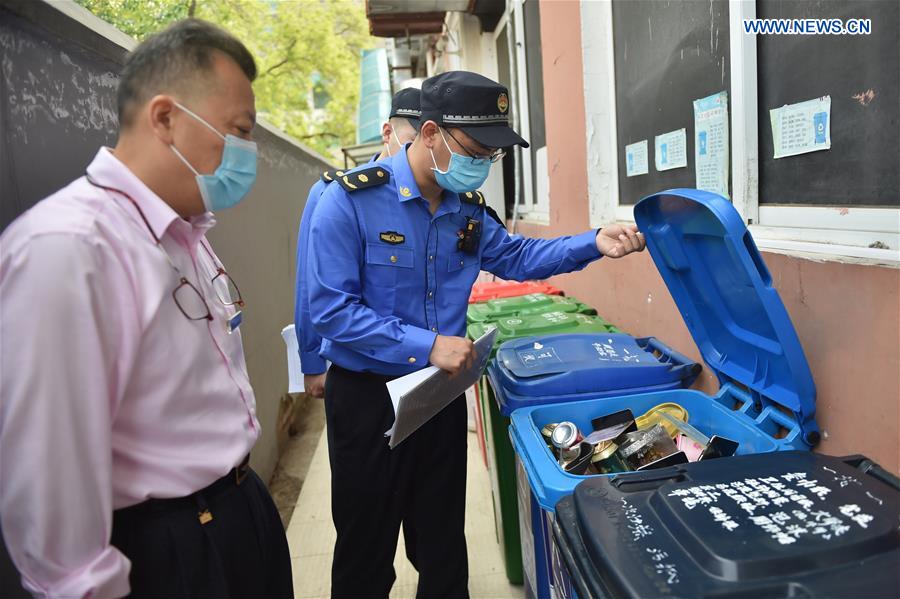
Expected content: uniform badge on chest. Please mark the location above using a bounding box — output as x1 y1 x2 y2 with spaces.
379 231 406 245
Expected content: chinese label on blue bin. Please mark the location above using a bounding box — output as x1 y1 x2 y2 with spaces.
516 344 563 367
591 340 649 364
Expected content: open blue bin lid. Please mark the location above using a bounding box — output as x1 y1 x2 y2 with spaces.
494 333 701 399
633 189 819 445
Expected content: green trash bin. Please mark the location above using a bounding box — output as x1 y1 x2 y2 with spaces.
466 293 596 324
466 311 621 584
467 294 599 538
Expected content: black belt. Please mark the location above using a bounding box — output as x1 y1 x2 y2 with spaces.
329 363 399 383
114 454 251 526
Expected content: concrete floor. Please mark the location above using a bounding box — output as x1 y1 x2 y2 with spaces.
284 426 525 598
269 397 327 528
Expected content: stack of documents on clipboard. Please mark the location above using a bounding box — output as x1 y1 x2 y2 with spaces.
386 328 497 448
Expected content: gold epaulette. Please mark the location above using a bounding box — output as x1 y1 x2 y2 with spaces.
320 169 344 183
334 166 391 192
459 190 486 205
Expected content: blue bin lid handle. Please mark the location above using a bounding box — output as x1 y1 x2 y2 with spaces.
636 337 703 383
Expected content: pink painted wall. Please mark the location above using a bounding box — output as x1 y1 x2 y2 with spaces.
527 0 900 472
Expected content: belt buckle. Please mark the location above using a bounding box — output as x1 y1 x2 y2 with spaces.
234 455 250 485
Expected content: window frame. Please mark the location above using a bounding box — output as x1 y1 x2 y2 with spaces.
505 0 549 223
582 0 899 262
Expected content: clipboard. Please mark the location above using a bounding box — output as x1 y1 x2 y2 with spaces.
386 328 498 449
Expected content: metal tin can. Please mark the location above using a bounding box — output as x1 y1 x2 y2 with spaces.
590 440 629 474
551 421 583 450
541 423 559 444
618 425 679 470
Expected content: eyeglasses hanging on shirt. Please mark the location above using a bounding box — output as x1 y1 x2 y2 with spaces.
85 174 245 333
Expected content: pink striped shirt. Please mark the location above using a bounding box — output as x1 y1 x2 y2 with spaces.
0 148 260 598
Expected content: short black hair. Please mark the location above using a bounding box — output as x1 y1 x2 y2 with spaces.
117 18 256 127
389 116 419 133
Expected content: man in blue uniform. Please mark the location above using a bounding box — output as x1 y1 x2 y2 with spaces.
307 71 645 598
294 88 420 398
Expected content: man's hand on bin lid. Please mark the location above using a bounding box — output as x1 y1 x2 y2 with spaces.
596 224 646 258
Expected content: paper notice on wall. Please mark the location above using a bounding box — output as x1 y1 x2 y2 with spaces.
770 96 832 159
625 140 649 177
693 91 729 197
654 128 688 171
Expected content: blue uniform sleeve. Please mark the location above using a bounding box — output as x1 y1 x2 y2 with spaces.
308 185 437 366
479 214 602 280
294 179 328 374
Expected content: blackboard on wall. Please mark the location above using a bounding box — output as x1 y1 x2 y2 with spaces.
757 0 899 207
612 0 731 205
0 8 122 232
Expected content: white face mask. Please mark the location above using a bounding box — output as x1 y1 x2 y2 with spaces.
169 102 257 212
384 130 405 157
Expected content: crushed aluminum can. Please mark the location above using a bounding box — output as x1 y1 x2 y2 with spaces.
551 421 583 451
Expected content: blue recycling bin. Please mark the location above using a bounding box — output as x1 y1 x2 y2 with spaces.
509 188 820 599
491 333 702 409
488 333 701 598
553 452 900 599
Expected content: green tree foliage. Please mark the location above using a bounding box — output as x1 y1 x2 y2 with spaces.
76 0 375 159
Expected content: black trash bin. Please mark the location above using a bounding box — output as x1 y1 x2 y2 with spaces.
553 451 900 599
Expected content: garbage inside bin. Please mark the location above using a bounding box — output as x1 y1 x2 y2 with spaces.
542 403 699 474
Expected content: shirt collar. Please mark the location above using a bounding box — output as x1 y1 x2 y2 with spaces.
86 147 216 246
390 144 461 214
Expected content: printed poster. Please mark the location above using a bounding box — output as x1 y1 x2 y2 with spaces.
770 95 832 159
693 91 729 197
655 128 688 171
625 139 649 177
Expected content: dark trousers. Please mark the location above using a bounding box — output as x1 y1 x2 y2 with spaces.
325 364 469 599
111 469 292 599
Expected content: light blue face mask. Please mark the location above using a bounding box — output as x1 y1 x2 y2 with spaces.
170 102 257 212
430 129 492 193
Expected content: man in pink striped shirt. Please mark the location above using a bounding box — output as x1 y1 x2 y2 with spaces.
0 19 291 598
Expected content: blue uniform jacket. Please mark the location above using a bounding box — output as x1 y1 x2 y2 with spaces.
307 147 603 376
293 157 379 375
